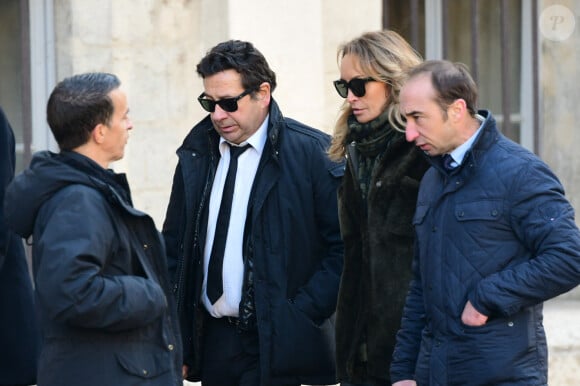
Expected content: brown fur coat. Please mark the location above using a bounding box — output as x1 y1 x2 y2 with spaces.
335 131 429 384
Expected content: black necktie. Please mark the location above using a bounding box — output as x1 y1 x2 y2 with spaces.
442 154 456 171
207 143 251 304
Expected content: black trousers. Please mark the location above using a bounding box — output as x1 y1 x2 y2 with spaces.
201 313 299 386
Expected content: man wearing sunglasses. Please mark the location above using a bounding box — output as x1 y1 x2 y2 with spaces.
163 40 345 386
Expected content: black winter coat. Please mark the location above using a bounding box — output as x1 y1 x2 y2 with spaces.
0 107 38 385
335 129 429 384
162 99 345 385
4 151 182 386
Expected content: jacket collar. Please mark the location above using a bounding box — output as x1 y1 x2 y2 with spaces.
462 110 498 167
427 110 498 173
265 98 283 160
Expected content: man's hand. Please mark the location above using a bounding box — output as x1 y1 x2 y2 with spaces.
461 300 488 326
393 380 417 386
182 365 189 379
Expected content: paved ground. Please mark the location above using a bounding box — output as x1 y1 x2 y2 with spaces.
544 298 580 385
184 297 580 386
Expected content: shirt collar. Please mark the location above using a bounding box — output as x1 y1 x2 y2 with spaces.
448 113 485 166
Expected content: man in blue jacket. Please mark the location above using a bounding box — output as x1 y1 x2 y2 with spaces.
391 60 580 385
4 73 182 386
162 40 344 386
0 106 38 386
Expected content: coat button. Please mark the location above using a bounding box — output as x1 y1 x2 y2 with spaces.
168 344 174 351
376 181 382 187
508 321 514 327
142 369 148 375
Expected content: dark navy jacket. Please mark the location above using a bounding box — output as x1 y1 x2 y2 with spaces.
0 107 38 385
391 111 580 385
162 99 344 385
4 151 182 386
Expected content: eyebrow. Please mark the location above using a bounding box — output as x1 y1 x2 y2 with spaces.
200 93 238 100
404 110 421 117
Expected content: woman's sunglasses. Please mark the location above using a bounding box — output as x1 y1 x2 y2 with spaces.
197 88 254 113
333 77 375 98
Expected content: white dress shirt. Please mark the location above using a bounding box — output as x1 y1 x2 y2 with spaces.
202 116 269 317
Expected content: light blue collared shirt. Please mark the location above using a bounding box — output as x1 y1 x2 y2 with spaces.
446 114 485 168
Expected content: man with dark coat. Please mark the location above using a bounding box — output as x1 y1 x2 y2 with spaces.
391 60 580 385
4 73 182 386
0 106 38 386
163 40 344 386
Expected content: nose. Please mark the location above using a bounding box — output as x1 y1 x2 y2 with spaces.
405 121 418 143
211 104 229 120
346 89 358 103
127 118 133 131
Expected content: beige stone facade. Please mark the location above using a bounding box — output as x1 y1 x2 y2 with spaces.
540 0 580 210
45 0 580 234
49 0 382 225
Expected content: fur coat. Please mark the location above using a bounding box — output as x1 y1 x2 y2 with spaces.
335 129 429 384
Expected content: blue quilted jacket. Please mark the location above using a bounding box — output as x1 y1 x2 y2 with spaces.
391 111 580 385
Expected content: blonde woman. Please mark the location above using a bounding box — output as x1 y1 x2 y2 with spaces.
329 30 428 386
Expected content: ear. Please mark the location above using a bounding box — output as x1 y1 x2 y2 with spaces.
92 123 107 144
256 82 271 107
449 98 467 122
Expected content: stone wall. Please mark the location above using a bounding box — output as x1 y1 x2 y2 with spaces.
53 0 202 223
539 0 579 301
52 0 380 226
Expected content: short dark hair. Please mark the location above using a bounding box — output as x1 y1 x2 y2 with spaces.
196 40 277 93
408 60 478 118
47 72 121 151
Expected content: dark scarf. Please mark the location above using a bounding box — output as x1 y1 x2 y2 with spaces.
347 110 398 200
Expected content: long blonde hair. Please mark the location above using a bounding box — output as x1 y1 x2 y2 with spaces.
328 30 422 161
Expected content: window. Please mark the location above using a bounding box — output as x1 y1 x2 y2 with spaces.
384 0 538 152
0 0 31 172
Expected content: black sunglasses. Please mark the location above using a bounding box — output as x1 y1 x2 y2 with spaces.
197 88 254 113
333 77 375 98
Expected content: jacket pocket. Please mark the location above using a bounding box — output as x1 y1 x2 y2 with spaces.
329 162 345 179
454 199 503 222
412 204 429 226
453 200 506 276
451 311 545 384
270 300 335 377
116 346 171 379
